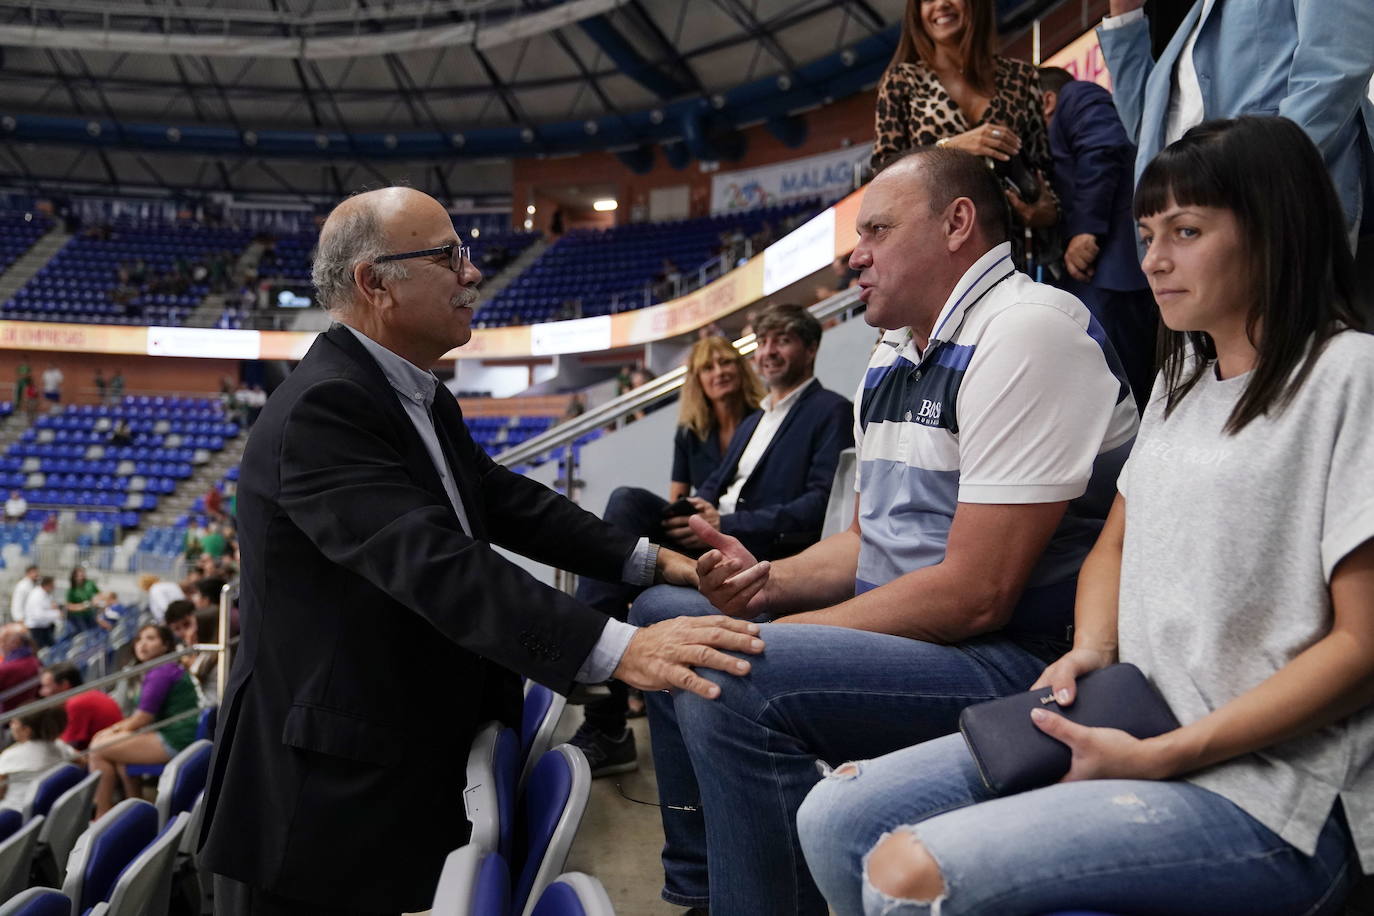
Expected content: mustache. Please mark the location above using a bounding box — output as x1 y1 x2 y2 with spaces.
451 287 479 309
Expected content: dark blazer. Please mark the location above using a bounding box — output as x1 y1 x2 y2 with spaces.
697 379 853 560
1047 79 1149 293
199 325 635 913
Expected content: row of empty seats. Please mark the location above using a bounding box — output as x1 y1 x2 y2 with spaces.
0 213 51 278
475 201 819 328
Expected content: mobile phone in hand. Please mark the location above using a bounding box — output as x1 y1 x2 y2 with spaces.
663 498 697 518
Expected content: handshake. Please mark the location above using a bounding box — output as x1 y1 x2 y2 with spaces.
612 515 775 700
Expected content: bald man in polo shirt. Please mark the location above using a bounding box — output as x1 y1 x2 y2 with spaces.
628 148 1141 914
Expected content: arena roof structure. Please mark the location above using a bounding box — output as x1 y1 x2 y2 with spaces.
0 0 1059 201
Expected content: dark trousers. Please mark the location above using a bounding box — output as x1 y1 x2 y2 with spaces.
1064 280 1159 415
29 625 54 649
574 486 671 736
213 875 396 916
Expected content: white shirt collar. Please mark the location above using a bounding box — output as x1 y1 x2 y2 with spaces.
340 323 439 409
763 377 814 413
926 242 1016 347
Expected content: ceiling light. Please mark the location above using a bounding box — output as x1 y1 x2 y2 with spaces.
526 204 536 214
471 228 481 238
593 199 618 212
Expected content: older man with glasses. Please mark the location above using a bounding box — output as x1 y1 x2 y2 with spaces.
199 186 764 916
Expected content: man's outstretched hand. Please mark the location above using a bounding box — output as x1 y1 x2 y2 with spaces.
613 615 765 700
691 515 774 618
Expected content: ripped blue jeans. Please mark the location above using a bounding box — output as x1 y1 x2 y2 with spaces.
797 733 1359 916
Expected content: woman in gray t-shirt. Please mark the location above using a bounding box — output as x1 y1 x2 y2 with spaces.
795 117 1374 916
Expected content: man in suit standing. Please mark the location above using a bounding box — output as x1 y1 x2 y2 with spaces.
199 186 765 916
572 302 852 776
1039 66 1158 412
1097 0 1374 240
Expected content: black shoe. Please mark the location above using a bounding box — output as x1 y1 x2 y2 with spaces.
569 724 638 778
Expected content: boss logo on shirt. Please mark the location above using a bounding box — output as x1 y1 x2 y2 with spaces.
911 399 943 425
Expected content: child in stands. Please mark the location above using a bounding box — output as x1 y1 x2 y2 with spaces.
0 704 72 811
87 624 199 817
798 116 1374 915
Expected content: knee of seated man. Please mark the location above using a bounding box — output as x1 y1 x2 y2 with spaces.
866 830 945 904
628 583 715 627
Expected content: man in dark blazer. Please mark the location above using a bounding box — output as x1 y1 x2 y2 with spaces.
573 303 852 775
199 187 764 916
1039 67 1159 412
664 304 852 560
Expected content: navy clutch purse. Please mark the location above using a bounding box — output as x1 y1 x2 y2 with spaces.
958 663 1180 796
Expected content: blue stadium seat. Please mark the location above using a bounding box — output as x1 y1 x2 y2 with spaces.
0 887 71 916
430 845 510 916
0 815 44 903
519 683 567 791
153 740 212 829
60 799 158 913
528 873 616 916
512 746 592 916
463 723 519 863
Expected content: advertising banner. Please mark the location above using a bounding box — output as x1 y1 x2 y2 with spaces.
710 144 872 214
1043 26 1112 90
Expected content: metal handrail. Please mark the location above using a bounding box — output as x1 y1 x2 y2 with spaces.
0 641 222 726
494 284 864 468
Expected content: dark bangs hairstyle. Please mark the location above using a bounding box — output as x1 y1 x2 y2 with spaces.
890 0 997 97
1133 116 1365 433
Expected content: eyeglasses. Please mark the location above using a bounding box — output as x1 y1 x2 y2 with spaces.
374 243 471 272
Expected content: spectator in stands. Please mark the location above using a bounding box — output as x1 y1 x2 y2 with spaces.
630 148 1138 913
815 255 860 303
108 419 133 447
40 363 62 408
20 378 37 421
571 335 768 774
660 306 853 559
799 115 1373 916
4 490 26 522
109 369 124 404
140 573 184 623
64 566 99 634
0 704 71 812
13 356 30 412
1038 66 1158 412
8 564 37 623
93 368 106 403
0 624 40 712
87 624 198 817
1098 0 1374 241
199 523 229 561
204 485 226 524
165 599 218 704
871 0 1057 245
39 661 121 753
201 186 759 916
23 577 62 648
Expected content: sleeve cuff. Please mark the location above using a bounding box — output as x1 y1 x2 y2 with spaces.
1101 8 1144 28
574 618 637 684
958 481 1089 504
1321 501 1374 582
621 537 656 586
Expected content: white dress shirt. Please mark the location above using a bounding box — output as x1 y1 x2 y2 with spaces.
716 378 814 516
1102 0 1217 145
9 578 33 624
341 324 644 683
23 587 61 629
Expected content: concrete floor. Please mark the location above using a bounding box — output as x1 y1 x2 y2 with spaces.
557 708 682 916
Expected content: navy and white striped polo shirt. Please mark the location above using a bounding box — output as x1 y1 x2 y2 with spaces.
854 242 1139 638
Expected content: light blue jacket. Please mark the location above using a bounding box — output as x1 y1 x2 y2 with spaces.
1098 1 1374 232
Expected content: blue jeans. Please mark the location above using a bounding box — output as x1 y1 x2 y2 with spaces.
629 585 1053 914
575 487 677 735
798 733 1359 916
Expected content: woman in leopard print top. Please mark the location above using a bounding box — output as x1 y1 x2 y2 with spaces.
872 0 1055 229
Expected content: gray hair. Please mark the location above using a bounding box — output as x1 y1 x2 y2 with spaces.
311 201 410 315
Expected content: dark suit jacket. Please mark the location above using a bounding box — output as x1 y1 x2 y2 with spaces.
697 379 853 560
199 325 635 913
1047 80 1149 293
